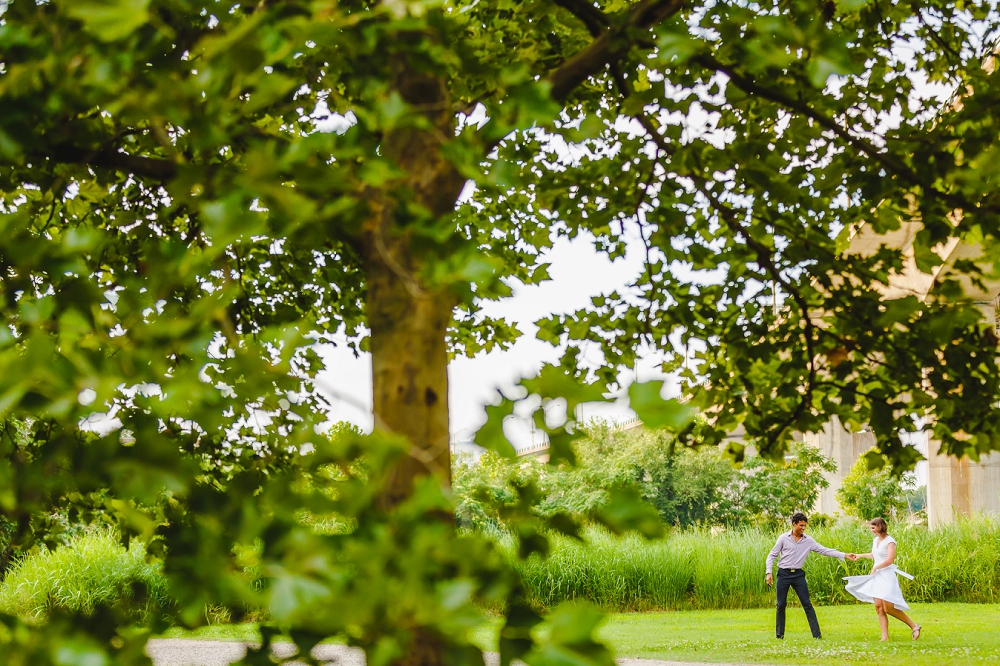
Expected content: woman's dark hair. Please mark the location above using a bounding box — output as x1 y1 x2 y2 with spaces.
870 517 888 534
791 512 808 524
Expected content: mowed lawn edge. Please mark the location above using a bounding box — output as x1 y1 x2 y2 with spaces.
164 602 1000 666
595 602 1000 666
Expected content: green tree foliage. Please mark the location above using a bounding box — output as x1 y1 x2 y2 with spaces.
733 443 838 526
454 425 682 527
836 454 911 522
569 426 739 528
455 427 836 529
2 0 1000 664
453 450 612 527
621 436 738 528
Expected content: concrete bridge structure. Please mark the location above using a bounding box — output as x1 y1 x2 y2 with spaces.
812 216 1000 528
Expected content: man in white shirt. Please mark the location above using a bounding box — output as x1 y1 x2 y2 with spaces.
765 512 854 639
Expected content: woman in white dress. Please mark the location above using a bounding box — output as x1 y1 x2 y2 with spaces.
843 517 921 641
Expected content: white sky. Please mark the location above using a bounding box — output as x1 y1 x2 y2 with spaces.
313 228 676 448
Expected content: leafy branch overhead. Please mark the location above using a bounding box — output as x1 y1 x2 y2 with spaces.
2 0 1000 665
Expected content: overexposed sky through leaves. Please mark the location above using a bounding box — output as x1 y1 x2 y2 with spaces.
315 226 675 445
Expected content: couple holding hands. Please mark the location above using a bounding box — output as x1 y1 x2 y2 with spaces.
765 512 921 642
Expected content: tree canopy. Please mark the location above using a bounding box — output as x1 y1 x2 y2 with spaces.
455 425 835 529
2 0 1000 664
836 452 912 523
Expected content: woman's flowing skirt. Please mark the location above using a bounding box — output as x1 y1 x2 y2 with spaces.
843 566 912 610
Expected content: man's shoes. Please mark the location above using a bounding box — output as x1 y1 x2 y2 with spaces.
776 636 783 639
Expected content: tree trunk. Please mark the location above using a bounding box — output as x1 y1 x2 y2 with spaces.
360 45 468 666
363 51 465 507
366 246 454 508
363 234 458 666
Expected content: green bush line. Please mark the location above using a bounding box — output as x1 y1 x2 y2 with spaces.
494 518 1000 612
0 528 169 622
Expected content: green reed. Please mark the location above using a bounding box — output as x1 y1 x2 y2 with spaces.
494 517 1000 612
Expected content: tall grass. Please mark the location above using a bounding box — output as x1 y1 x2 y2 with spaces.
4 518 998 623
0 528 169 622
512 530 697 611
494 517 1000 612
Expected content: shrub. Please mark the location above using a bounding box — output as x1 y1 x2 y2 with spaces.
0 528 169 622
454 427 841 530
638 446 740 528
454 425 804 529
836 453 910 522
733 443 837 526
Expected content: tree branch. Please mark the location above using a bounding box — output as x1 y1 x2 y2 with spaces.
42 144 178 180
551 0 610 36
547 0 685 102
692 54 1000 215
694 181 818 449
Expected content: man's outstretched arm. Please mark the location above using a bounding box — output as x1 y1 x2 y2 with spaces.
810 540 846 560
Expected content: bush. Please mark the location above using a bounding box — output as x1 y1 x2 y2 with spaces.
454 426 837 529
637 445 740 528
836 453 910 522
733 443 837 526
0 528 169 622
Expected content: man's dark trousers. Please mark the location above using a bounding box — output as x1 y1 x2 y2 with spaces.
775 568 821 638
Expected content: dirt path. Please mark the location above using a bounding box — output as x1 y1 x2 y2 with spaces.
146 639 745 666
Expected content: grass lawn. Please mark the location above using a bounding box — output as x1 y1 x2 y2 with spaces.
164 602 1000 665
593 602 1000 665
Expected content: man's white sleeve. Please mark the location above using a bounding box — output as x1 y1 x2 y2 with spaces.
765 537 782 574
811 540 845 560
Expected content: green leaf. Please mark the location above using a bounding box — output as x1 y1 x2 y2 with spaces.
522 365 606 417
628 381 697 432
656 30 698 63
245 75 299 114
566 116 605 143
806 56 848 88
836 0 871 12
595 487 665 538
54 638 111 666
526 602 615 666
475 394 517 458
358 159 403 187
862 449 888 471
64 0 151 42
546 430 578 466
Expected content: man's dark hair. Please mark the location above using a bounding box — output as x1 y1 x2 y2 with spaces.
791 512 808 524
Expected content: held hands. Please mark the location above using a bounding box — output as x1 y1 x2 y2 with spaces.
846 553 858 561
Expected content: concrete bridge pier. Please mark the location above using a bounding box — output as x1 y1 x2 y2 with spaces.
803 415 876 517
926 437 1000 528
